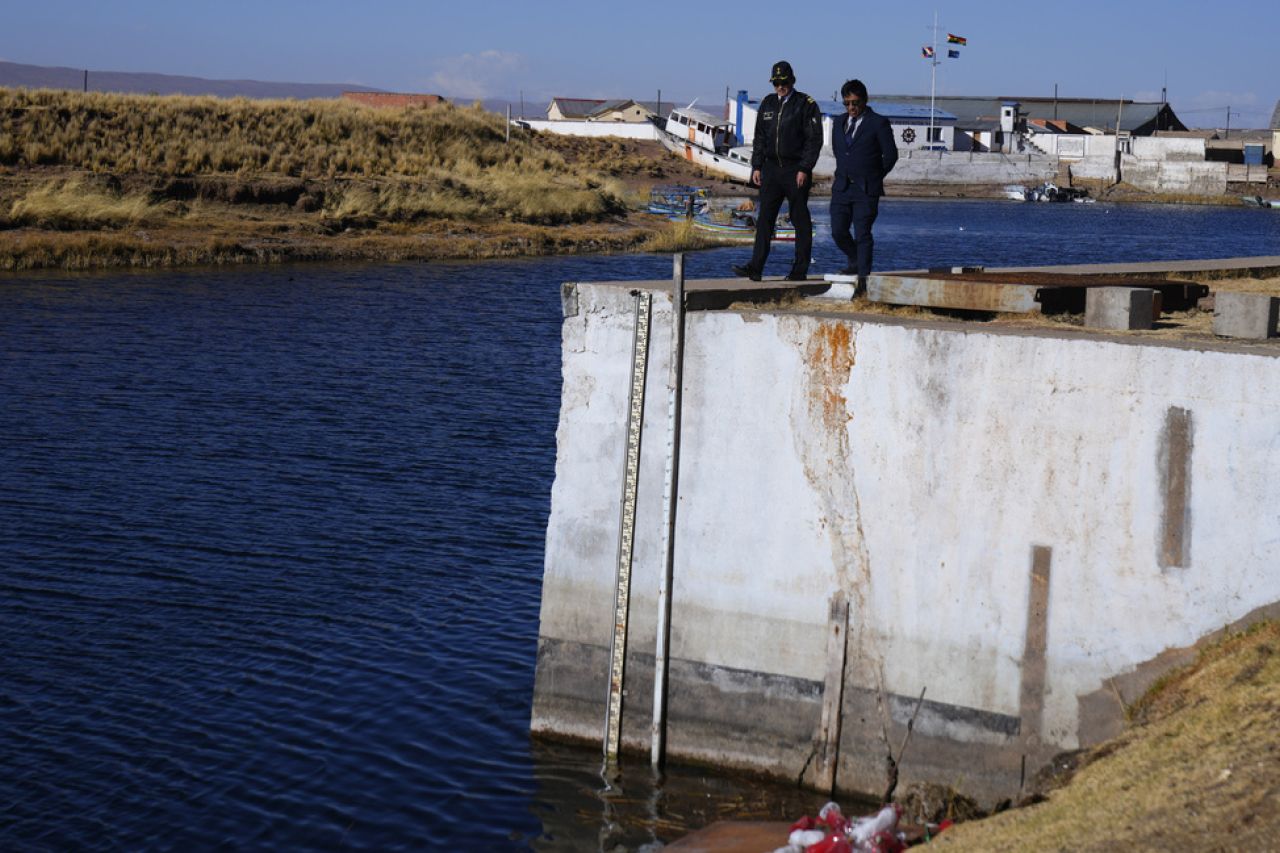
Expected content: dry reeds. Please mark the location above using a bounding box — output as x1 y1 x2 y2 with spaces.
0 87 626 225
9 177 162 228
641 218 732 252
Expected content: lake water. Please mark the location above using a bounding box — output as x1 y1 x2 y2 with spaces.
2 200 1277 851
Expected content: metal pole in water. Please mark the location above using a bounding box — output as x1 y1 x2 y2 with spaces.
603 290 653 765
651 254 686 768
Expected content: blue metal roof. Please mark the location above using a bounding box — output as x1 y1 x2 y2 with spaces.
814 99 957 122
739 95 956 123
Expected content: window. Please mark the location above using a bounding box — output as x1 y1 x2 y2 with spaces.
928 127 943 142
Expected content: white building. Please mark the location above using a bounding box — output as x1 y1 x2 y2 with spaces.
732 90 957 154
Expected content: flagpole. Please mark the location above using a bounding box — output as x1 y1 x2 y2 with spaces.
929 10 938 147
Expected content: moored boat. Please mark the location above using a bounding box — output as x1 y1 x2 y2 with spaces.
656 106 754 183
647 185 710 216
1006 182 1093 203
689 212 795 242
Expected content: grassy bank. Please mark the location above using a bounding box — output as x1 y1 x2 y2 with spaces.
934 619 1280 850
0 88 719 270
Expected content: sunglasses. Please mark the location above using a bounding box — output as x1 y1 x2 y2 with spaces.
843 98 864 106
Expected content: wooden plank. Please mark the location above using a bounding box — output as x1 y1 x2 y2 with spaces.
869 274 1043 313
813 592 849 792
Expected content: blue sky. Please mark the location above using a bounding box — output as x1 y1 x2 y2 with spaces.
2 0 1275 127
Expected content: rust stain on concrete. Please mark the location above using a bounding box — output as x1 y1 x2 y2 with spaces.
806 322 856 431
787 317 890 779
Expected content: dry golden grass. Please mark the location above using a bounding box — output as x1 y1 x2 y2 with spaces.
0 87 699 268
0 88 626 226
934 620 1280 851
9 176 164 228
640 217 736 252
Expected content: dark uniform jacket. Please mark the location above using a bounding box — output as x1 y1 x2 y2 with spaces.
750 90 823 173
831 107 899 197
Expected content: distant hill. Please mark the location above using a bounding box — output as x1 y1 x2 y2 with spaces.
0 60 384 100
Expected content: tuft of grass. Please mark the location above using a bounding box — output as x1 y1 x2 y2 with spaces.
641 218 732 252
10 177 162 228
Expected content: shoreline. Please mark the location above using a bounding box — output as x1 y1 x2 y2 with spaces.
2 184 1267 273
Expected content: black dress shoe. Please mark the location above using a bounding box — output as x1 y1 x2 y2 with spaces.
837 265 858 276
784 271 808 281
731 264 761 282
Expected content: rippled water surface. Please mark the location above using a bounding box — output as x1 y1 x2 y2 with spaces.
2 201 1277 850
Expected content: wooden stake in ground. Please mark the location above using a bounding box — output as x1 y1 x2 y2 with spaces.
883 687 927 804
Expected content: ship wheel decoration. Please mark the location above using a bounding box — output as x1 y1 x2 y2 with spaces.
901 127 916 143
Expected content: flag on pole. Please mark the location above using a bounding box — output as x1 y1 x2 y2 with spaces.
947 33 967 45
947 49 960 58
922 46 935 58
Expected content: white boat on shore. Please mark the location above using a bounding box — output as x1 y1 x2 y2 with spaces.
1004 182 1094 203
655 106 754 183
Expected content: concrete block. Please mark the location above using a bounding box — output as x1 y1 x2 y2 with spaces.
1085 287 1156 330
1213 291 1279 340
819 274 858 301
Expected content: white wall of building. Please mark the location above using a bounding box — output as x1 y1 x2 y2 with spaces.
518 118 659 140
737 99 956 155
1032 134 1207 163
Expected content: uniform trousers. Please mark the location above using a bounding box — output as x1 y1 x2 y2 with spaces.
747 163 813 276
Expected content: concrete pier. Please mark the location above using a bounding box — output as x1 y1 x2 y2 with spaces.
532 269 1280 804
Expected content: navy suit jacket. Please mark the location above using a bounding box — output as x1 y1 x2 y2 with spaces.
831 107 899 198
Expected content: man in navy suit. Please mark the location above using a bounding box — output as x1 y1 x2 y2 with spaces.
830 79 898 294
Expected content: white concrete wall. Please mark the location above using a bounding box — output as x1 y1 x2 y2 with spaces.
887 151 1058 185
1036 134 1207 162
1122 157 1228 194
518 118 659 140
535 282 1280 797
1033 133 1119 159
739 99 956 153
1132 136 1206 161
1070 157 1119 183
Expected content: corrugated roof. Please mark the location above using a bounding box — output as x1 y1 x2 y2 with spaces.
671 106 731 127
550 97 664 119
873 95 1185 133
588 99 634 116
819 100 956 122
548 97 607 118
739 96 955 123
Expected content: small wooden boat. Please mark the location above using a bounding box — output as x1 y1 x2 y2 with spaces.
690 213 795 242
648 185 710 216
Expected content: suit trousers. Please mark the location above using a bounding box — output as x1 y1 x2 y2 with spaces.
748 164 813 276
830 193 880 278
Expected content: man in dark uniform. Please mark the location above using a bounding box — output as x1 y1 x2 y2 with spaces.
830 78 898 294
731 60 823 282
